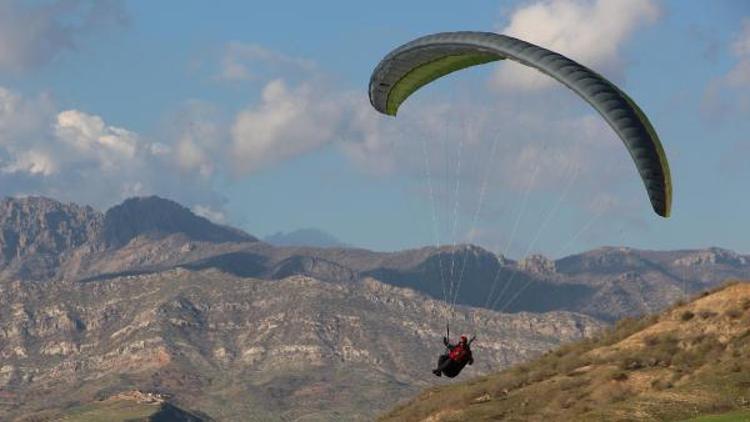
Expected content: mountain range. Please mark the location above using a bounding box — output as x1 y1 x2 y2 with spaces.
1 195 748 420
3 195 748 322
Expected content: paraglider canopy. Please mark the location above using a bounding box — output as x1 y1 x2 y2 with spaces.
368 31 672 218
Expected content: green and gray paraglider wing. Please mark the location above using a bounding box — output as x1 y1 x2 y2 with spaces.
368 31 672 218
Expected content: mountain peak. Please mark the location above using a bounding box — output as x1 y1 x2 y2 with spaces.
101 196 255 247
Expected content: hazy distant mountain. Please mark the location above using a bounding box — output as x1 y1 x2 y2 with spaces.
264 228 347 248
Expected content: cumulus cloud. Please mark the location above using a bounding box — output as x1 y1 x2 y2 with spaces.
0 86 226 213
726 19 750 86
192 204 227 224
342 92 629 193
338 94 403 176
717 20 750 175
167 101 226 177
0 0 127 72
336 92 648 255
203 37 654 250
2 149 57 176
4 21 654 252
209 0 660 204
217 42 315 82
703 18 750 117
0 86 56 144
55 110 138 170
0 86 59 174
231 79 345 174
491 0 660 91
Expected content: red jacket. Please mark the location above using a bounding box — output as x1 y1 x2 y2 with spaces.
448 344 472 363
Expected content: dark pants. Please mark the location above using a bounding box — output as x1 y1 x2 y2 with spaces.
435 354 467 378
436 354 452 372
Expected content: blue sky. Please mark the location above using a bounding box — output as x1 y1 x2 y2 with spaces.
0 0 748 256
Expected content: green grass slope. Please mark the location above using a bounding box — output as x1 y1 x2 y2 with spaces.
681 410 750 422
382 282 750 421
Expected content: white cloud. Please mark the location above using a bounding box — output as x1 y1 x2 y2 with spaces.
703 18 750 116
0 0 127 73
716 21 750 172
339 95 401 176
492 0 660 91
0 85 228 214
231 79 344 174
0 86 56 145
192 204 227 224
343 92 629 192
2 149 57 176
157 100 227 179
217 42 315 82
726 19 750 86
55 109 138 169
176 138 211 175
149 142 171 156
210 40 653 253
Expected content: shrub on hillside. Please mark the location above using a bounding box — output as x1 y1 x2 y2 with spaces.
672 334 725 372
591 382 632 404
650 378 673 390
681 310 695 321
725 308 743 319
699 310 718 319
609 370 628 381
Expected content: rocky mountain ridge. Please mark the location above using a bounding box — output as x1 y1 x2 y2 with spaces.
2 196 749 322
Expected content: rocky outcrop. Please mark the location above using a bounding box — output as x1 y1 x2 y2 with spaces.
673 247 748 267
518 254 556 275
0 197 102 279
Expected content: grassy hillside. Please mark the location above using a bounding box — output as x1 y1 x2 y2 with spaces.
382 281 750 421
16 391 207 422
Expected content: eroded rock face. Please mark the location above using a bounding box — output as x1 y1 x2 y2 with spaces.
0 197 102 279
518 254 556 275
673 247 748 267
